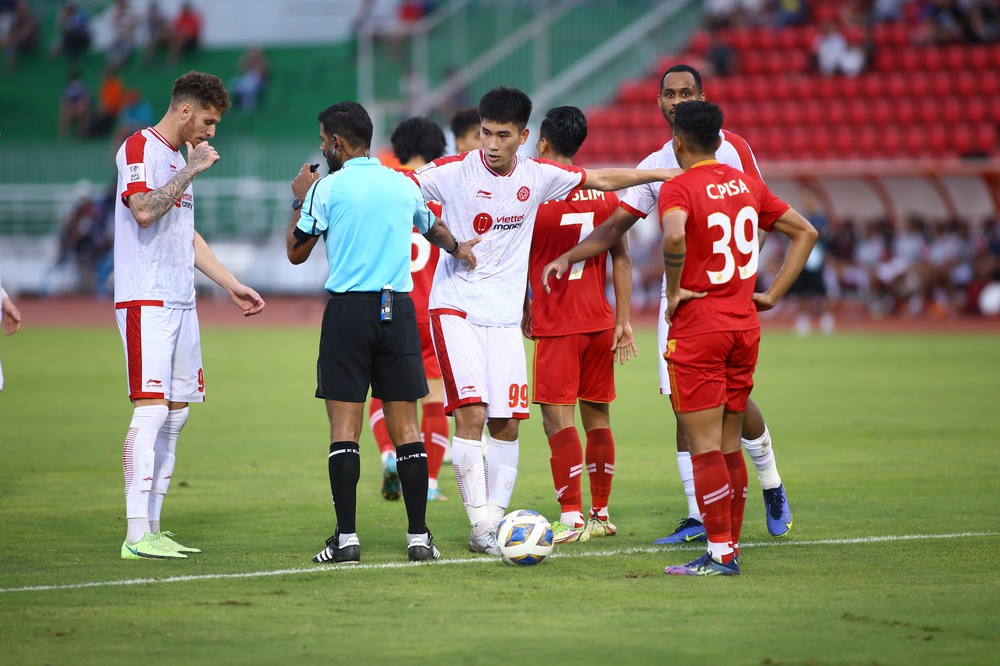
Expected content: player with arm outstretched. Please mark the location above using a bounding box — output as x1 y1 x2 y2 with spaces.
658 101 816 575
542 64 796 543
114 71 265 561
524 106 636 544
407 86 675 555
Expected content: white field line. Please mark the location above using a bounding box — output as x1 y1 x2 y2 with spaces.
1 531 996 594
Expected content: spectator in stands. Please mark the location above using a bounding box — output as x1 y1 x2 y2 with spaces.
87 65 126 137
969 0 1000 42
168 2 201 66
449 107 481 153
926 219 975 316
870 0 908 23
59 69 91 140
772 0 809 27
141 1 169 64
704 26 737 76
231 46 270 113
1 0 37 73
813 20 867 76
112 87 154 147
52 2 91 64
788 193 837 335
107 0 138 69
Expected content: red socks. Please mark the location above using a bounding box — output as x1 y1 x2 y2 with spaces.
368 399 396 457
548 427 583 515
585 427 615 515
692 450 734 562
421 401 449 481
725 450 748 548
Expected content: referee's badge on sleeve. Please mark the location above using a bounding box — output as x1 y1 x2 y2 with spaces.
128 164 146 183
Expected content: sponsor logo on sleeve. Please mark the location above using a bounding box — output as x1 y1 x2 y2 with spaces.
128 164 145 183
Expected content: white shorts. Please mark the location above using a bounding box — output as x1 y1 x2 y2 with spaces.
658 279 671 395
429 309 529 419
115 302 205 402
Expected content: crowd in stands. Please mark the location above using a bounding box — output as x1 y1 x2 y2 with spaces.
53 182 116 297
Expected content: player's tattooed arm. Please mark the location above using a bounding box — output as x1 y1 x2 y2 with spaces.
128 141 220 228
663 250 685 268
128 165 199 228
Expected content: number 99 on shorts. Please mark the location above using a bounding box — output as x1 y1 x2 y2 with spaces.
508 383 529 409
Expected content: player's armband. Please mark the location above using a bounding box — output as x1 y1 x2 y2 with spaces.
292 226 315 249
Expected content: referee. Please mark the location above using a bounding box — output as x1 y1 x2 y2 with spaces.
286 101 476 564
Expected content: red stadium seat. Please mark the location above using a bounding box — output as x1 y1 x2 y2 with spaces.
809 128 834 159
758 101 781 127
966 45 988 70
966 96 988 124
955 70 977 97
847 98 868 126
954 124 975 156
974 124 998 154
882 126 905 158
941 98 964 125
742 51 766 76
800 99 826 126
909 71 932 98
871 98 893 126
943 45 966 71
618 80 648 105
895 100 917 125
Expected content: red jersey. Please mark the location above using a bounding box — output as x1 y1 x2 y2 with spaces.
410 199 442 323
529 188 619 337
657 160 789 338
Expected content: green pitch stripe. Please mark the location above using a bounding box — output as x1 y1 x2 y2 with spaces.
2 531 996 594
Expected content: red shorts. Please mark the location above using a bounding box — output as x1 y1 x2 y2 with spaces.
417 319 441 379
664 328 760 414
532 329 615 405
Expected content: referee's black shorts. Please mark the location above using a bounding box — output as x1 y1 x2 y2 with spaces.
316 292 429 403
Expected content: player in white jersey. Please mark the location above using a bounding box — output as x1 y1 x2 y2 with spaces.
114 72 265 561
542 65 794 543
407 86 676 554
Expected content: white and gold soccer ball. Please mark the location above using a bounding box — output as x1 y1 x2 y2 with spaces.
496 509 554 566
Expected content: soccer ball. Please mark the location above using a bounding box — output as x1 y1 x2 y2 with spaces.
496 509 554 566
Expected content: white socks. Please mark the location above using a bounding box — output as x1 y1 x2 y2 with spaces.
123 405 169 543
148 407 189 533
741 425 781 490
452 436 489 526
485 436 518 525
677 451 700 520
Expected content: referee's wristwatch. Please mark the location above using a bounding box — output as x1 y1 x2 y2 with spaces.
291 198 303 211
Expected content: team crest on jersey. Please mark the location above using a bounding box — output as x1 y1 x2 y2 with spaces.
473 212 493 234
128 164 145 183
517 186 530 201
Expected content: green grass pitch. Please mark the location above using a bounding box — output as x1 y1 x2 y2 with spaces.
1 323 998 665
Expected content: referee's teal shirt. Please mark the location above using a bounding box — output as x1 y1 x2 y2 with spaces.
297 157 434 293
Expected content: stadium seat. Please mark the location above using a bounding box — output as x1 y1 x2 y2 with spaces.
966 96 988 124
956 70 977 97
618 80 647 105
882 126 905 158
871 98 893 126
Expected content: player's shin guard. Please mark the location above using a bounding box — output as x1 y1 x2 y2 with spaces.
452 436 489 527
485 437 519 524
123 405 169 542
368 399 396 458
692 450 735 564
328 441 361 534
148 406 188 531
548 427 583 516
741 425 781 489
395 441 429 534
724 450 749 549
422 402 449 482
585 428 615 516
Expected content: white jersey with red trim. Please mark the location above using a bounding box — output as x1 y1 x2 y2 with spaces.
114 127 197 309
619 129 761 220
410 150 585 326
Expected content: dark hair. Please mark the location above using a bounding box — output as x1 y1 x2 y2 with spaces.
478 87 532 129
672 101 723 153
450 107 481 138
317 101 373 149
391 116 446 164
660 63 703 95
539 106 587 158
171 71 231 114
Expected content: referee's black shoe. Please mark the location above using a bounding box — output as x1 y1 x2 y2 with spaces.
313 529 361 564
407 530 441 562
